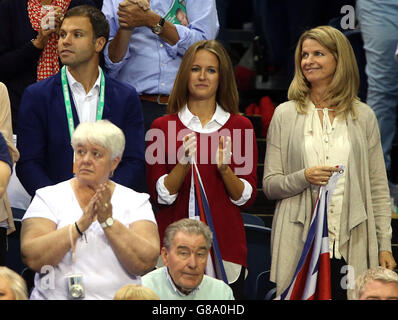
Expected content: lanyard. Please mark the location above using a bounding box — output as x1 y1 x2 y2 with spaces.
61 66 105 140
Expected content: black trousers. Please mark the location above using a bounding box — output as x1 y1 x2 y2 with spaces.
330 257 348 300
0 227 7 266
140 100 167 134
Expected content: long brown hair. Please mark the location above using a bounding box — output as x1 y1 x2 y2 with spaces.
288 25 360 119
167 40 239 114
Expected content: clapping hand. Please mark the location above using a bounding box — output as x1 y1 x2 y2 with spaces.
77 190 99 233
118 0 150 30
216 136 232 172
77 183 113 232
127 0 150 11
93 182 113 224
179 132 197 165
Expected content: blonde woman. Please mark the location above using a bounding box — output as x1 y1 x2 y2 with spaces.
0 266 28 300
113 284 159 300
263 26 396 299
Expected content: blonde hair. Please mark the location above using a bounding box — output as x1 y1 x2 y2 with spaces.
113 284 160 300
349 267 398 300
167 40 239 115
288 25 360 119
71 120 125 160
0 267 28 300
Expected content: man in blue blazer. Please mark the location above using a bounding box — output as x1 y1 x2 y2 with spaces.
16 5 145 197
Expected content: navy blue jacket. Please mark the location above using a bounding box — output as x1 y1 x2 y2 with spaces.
16 71 145 196
0 0 96 132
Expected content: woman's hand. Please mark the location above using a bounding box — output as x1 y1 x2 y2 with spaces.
304 165 340 186
379 251 397 270
32 6 64 49
178 132 197 165
77 191 98 232
93 182 113 224
216 135 232 172
163 133 195 195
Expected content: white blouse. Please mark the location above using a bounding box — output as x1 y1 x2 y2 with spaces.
303 102 350 259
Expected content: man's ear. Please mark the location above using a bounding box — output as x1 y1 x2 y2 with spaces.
95 36 106 53
161 247 169 267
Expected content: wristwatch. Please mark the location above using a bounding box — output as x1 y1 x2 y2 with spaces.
100 217 114 229
152 17 165 35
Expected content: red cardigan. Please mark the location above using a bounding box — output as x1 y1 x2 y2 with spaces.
146 113 258 267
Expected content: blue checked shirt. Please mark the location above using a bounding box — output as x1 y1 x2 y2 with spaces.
102 0 219 95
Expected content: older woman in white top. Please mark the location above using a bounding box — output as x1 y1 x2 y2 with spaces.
21 120 160 299
263 25 396 300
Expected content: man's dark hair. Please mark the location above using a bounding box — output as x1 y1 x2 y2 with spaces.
63 5 110 43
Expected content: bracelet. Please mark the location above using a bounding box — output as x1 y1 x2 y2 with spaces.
75 222 88 243
75 222 83 237
69 224 76 263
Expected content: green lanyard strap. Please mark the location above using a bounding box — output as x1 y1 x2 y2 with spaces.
61 66 105 140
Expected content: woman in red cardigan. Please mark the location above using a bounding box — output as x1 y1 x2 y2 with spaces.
146 40 258 299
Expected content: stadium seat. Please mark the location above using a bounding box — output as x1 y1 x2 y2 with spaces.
255 270 276 300
241 212 272 299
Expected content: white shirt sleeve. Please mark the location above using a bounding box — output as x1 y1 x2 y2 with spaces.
229 178 253 206
156 176 253 206
22 188 58 224
156 174 178 205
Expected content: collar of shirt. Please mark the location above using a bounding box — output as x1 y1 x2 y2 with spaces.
178 103 230 133
304 100 337 135
65 66 101 97
163 267 200 297
65 66 102 123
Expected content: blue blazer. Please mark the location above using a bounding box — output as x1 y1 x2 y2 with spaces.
16 71 146 196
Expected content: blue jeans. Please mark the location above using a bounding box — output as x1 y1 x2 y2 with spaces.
357 0 398 171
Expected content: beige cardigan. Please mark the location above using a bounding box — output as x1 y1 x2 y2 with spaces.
263 99 392 296
0 83 20 234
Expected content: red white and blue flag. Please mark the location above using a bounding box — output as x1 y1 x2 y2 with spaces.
275 166 344 300
188 161 228 284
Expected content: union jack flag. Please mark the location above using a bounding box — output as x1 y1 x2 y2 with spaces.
188 161 228 283
276 166 344 300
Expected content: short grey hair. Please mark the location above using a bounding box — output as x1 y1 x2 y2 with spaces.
349 266 398 300
163 218 213 250
71 120 125 160
0 267 28 300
